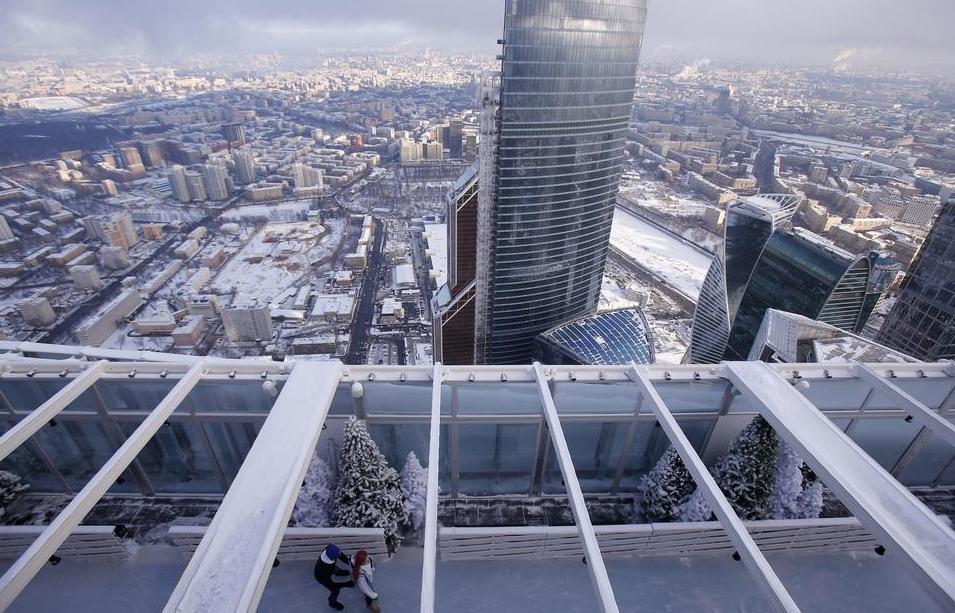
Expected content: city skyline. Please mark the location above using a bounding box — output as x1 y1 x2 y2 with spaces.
0 0 953 72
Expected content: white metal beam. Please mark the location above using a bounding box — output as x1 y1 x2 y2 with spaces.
725 361 955 607
855 362 955 448
0 360 207 611
0 361 107 461
419 363 443 613
164 361 343 613
533 363 619 613
628 364 801 613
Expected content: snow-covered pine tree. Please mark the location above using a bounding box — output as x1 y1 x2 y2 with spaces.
333 418 409 553
292 454 335 527
641 446 695 522
677 487 713 522
794 463 823 519
0 471 27 518
770 439 804 519
400 451 428 539
712 415 779 520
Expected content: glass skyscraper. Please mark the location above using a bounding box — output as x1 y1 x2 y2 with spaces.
879 197 955 360
432 0 649 365
690 195 883 363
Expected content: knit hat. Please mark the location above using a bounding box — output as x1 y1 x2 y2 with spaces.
325 544 341 559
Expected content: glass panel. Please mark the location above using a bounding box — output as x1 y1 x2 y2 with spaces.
797 379 871 411
457 383 541 415
368 423 451 493
203 421 261 482
656 381 727 414
329 384 355 415
542 421 628 494
0 378 98 413
868 378 955 411
618 419 713 492
33 419 139 493
896 421 955 486
846 418 921 470
96 380 178 413
119 421 220 494
938 457 955 487
0 419 62 492
186 381 276 413
553 382 637 414
458 423 538 495
362 383 449 415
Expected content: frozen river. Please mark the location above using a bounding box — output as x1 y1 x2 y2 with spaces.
610 207 712 301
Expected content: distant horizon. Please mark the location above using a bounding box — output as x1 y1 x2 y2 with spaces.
1 0 954 73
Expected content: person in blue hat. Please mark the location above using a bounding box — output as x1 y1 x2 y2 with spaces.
314 544 354 610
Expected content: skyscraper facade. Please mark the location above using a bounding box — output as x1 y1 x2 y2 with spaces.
690 194 884 363
437 0 647 365
878 197 955 360
167 165 190 203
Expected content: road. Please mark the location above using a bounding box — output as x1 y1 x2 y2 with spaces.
344 218 386 365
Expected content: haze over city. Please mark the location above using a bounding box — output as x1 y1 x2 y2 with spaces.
0 1 953 612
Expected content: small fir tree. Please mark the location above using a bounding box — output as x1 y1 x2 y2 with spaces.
0 471 27 518
400 451 429 539
677 487 714 522
292 454 335 527
712 415 779 520
641 446 695 522
770 440 804 519
333 418 409 552
794 464 823 519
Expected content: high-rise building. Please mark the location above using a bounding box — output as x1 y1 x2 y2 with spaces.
222 123 246 146
398 139 421 165
222 304 274 343
202 164 230 201
70 265 104 291
233 151 256 184
84 213 138 250
18 295 56 326
448 118 464 159
167 165 190 203
139 140 166 168
435 0 648 364
423 141 443 161
185 171 207 202
101 179 119 197
879 197 955 360
119 146 143 168
100 245 130 270
0 216 13 241
292 164 324 189
690 195 885 363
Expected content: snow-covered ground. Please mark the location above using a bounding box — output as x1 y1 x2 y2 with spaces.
610 208 712 301
221 201 313 222
4 545 943 612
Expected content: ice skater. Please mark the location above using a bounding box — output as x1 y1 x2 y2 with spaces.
314 544 354 610
350 549 381 612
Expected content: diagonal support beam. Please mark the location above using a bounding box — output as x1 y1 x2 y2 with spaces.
419 363 443 613
0 360 207 611
164 361 342 613
628 364 801 613
534 363 619 613
725 361 955 607
0 361 107 462
855 362 955 448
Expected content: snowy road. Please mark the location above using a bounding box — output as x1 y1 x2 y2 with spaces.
610 208 712 301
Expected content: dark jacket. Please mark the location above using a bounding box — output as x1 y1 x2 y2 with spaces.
314 549 353 589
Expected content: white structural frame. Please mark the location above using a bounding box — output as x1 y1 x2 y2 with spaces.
725 361 955 607
163 361 342 613
855 362 955 448
419 363 443 613
0 360 207 610
534 363 620 613
0 360 107 461
628 364 801 613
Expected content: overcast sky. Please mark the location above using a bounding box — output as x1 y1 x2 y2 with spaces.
1 0 953 72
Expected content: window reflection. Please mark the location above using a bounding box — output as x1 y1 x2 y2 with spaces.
458 424 538 495
543 422 627 494
33 420 138 493
119 421 219 494
369 423 451 493
204 421 261 482
847 418 920 471
618 419 713 492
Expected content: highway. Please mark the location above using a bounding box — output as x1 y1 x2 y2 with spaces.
344 217 386 364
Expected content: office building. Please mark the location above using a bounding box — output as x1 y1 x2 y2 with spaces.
292 163 324 189
84 213 139 250
185 171 207 202
70 265 104 291
879 196 955 360
167 165 190 203
202 164 230 201
222 123 246 145
119 146 143 168
690 195 885 363
222 303 274 342
18 296 56 326
233 151 256 184
435 0 648 364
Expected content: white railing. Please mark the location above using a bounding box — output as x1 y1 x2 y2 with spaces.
0 526 130 561
438 518 877 561
168 526 388 560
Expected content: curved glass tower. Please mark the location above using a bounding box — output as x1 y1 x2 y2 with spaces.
478 0 648 364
